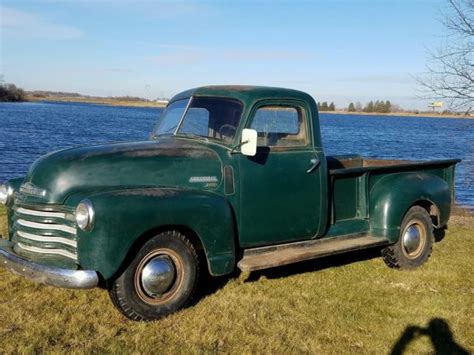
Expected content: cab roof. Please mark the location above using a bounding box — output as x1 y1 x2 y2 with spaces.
170 85 315 107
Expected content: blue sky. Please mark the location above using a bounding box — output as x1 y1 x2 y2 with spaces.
1 0 448 109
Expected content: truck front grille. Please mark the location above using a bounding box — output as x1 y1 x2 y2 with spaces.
11 202 78 262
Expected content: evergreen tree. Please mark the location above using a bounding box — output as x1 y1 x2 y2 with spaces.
319 101 329 111
329 102 335 111
348 102 356 112
374 100 383 112
363 101 374 112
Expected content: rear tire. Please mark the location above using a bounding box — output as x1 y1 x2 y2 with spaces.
108 230 199 321
382 206 434 269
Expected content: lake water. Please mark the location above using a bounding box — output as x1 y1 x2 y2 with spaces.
0 101 473 209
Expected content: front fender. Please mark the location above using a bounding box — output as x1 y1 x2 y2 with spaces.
67 188 236 280
369 173 451 242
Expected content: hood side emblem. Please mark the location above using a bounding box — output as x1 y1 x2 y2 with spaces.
20 182 47 197
189 176 218 183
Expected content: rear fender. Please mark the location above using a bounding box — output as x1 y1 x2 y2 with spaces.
68 188 236 280
369 173 451 242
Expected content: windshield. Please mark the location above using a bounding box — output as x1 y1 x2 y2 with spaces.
152 97 243 143
153 99 189 136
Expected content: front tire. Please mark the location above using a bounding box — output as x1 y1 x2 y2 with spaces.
382 206 434 269
109 230 199 321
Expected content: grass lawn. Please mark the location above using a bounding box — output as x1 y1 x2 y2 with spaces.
0 205 472 353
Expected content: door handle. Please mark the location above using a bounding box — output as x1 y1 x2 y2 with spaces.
306 157 320 173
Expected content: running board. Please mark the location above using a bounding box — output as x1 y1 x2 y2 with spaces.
237 234 389 272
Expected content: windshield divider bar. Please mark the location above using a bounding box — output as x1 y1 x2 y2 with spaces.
174 96 193 135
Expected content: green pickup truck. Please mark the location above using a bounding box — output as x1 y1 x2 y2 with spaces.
0 86 460 321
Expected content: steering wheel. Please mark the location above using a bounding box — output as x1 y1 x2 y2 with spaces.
219 124 237 137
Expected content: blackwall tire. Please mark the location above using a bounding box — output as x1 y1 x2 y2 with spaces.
108 230 199 321
382 206 434 269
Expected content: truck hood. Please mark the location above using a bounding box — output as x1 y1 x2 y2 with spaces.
21 138 224 204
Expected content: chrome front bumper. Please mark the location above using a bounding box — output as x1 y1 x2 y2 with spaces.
0 239 98 289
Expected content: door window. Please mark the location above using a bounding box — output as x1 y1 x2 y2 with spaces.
250 106 307 147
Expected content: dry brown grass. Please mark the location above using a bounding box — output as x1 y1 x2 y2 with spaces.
0 206 472 353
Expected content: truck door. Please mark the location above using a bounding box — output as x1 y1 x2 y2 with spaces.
238 100 325 247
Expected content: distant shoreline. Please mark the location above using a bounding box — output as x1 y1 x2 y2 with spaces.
26 95 167 108
321 110 473 120
23 95 473 119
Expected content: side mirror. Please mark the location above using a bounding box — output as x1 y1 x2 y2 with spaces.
241 128 257 156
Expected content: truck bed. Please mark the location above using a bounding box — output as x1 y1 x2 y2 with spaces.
327 155 459 171
326 155 459 235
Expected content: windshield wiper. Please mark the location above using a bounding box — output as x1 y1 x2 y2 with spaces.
151 132 172 140
175 133 209 141
230 139 249 154
151 125 179 139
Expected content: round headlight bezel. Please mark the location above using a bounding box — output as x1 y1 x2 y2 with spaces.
75 199 95 231
0 183 14 206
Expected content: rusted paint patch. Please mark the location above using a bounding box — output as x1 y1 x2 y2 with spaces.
363 159 414 168
203 85 257 92
71 141 217 160
115 189 179 198
122 148 215 159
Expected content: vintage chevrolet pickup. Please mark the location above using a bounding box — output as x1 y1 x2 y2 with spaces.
0 86 460 320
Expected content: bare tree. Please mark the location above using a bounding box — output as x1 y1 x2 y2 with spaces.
418 0 473 112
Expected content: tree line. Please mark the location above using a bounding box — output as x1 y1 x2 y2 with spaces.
348 100 392 113
318 100 393 113
0 83 27 102
317 101 336 111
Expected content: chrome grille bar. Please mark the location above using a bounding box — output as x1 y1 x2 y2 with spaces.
17 219 76 235
15 207 66 219
12 200 78 264
16 231 77 248
16 243 77 261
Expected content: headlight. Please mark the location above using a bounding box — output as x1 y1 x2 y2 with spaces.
75 199 95 231
0 183 14 206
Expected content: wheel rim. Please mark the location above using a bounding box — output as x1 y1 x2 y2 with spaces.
402 221 426 258
134 248 184 305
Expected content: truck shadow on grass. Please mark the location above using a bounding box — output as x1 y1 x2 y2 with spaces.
195 232 450 300
243 246 383 282
391 318 470 355
238 227 449 283
195 246 383 301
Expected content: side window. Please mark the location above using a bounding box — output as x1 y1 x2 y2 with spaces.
250 105 307 147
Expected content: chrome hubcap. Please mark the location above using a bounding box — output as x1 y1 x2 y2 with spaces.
402 224 422 256
141 255 176 297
